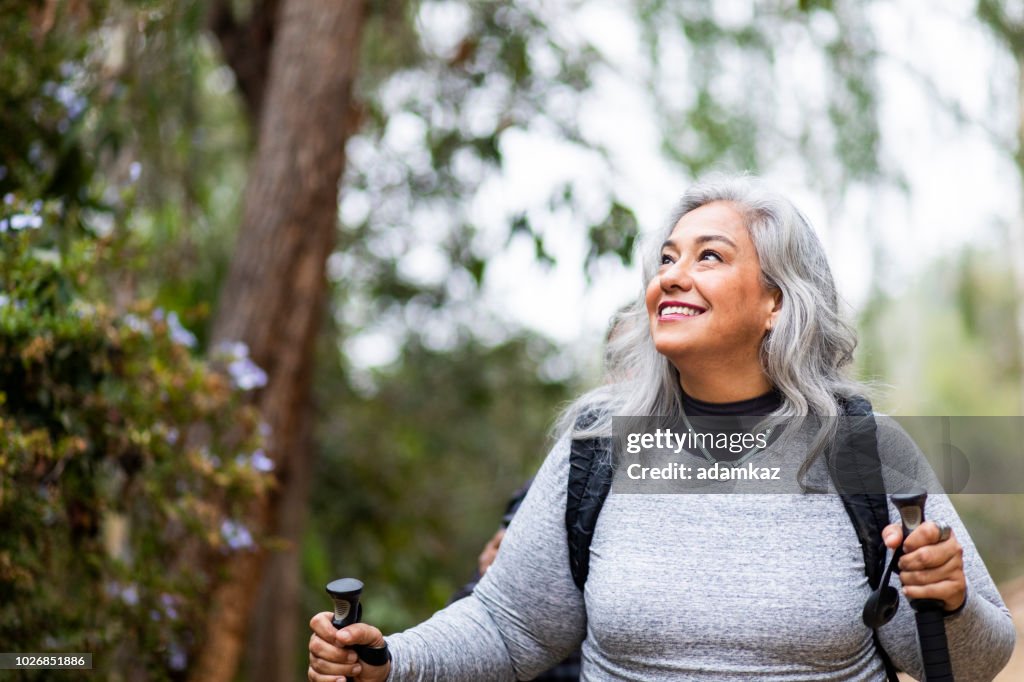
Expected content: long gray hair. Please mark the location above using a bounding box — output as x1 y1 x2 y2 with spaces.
555 173 868 476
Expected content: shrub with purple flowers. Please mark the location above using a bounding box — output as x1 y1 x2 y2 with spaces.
0 196 271 680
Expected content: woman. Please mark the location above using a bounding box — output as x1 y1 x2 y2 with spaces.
308 174 1015 681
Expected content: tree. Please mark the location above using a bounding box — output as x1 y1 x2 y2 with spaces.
192 1 366 680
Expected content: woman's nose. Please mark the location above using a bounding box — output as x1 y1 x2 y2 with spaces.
660 261 693 292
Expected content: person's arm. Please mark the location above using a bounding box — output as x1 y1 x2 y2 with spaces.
385 434 586 680
310 434 586 682
874 418 1015 681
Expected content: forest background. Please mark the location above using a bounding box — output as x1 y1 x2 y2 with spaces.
2 0 1023 680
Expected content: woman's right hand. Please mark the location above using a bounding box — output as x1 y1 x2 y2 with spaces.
308 612 392 682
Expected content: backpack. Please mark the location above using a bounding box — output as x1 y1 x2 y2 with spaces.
564 396 900 682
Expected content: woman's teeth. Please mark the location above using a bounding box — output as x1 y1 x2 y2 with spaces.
662 305 703 316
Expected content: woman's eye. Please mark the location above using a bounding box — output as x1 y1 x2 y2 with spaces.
699 250 723 262
660 254 674 266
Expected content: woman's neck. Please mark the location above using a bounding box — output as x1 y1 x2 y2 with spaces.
677 367 774 404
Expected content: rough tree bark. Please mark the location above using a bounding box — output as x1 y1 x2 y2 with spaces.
190 1 366 680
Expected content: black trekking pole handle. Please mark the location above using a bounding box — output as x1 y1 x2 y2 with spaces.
891 491 954 682
326 578 391 682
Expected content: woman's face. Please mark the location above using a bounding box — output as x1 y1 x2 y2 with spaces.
645 201 779 369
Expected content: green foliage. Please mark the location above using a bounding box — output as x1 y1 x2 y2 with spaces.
1 0 247 351
0 1 109 234
346 0 633 308
636 0 883 191
587 201 639 281
0 203 270 678
976 0 1024 56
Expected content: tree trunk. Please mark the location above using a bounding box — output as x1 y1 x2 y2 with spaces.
190 0 366 680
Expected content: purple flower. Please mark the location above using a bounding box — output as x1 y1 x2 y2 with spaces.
117 583 139 606
215 340 268 390
10 214 42 230
220 519 254 550
160 593 179 620
228 357 268 390
215 340 249 360
168 641 187 671
0 213 42 232
123 314 151 335
250 449 274 472
17 214 42 230
236 449 274 473
167 311 197 348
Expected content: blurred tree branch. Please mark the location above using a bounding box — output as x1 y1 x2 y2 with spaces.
207 0 281 128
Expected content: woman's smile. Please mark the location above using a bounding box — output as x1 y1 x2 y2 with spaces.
657 301 707 319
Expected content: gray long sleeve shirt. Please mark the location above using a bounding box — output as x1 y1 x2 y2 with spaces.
384 418 1015 680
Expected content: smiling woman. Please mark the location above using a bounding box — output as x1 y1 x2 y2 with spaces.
646 201 781 403
306 173 1015 681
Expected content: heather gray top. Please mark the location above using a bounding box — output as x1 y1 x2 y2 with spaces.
384 418 1014 681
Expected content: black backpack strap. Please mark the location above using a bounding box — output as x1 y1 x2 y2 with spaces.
566 413 613 591
873 630 901 682
832 396 900 682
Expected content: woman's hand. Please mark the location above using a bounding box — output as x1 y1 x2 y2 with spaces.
882 520 966 612
308 613 391 682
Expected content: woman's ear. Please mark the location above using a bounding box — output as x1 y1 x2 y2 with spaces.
765 289 782 331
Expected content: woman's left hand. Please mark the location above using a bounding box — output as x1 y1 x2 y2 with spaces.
882 520 966 612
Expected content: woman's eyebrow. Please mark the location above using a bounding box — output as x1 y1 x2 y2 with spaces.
661 234 738 250
694 234 737 248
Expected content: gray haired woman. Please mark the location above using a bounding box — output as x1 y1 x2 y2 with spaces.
308 174 1014 681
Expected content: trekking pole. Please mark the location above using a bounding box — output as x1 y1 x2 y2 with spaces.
891 491 954 682
326 578 390 681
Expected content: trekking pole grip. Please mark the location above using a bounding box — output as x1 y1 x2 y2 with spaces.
891 490 955 682
326 578 363 682
913 599 953 681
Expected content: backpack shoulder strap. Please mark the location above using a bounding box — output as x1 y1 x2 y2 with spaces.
831 395 890 589
566 412 613 591
832 395 901 682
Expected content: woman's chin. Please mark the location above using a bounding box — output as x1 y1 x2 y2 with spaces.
652 339 692 363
